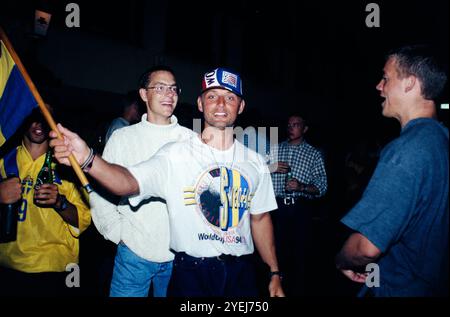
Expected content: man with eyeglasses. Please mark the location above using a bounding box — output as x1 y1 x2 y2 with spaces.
50 67 285 297
89 65 194 297
268 114 327 295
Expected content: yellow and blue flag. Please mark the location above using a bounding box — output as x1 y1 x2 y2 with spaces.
0 39 38 147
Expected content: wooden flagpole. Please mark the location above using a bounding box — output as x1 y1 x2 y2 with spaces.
0 26 93 193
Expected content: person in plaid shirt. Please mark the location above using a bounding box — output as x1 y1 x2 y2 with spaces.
269 114 327 295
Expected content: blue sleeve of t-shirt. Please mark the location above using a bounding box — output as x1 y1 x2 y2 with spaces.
341 161 418 253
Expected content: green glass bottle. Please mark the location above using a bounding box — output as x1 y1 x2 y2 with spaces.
35 150 54 190
285 167 293 194
0 174 21 243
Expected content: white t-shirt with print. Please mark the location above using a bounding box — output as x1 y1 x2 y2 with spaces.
128 135 277 258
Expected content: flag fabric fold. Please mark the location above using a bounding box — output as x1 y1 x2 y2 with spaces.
0 39 38 147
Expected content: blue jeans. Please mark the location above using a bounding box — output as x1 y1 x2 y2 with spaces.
110 242 173 297
168 252 258 297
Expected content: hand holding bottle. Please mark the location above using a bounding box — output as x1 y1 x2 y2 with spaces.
285 178 302 192
0 177 22 204
34 150 57 207
0 174 21 242
273 161 290 174
34 183 59 207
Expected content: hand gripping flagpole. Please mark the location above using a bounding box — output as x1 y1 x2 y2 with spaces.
0 26 93 193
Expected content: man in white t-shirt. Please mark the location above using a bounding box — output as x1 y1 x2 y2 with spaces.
50 68 285 297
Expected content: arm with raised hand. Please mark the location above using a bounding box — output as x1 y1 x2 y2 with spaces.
49 124 139 197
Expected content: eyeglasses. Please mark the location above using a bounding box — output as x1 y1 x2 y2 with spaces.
287 123 302 128
146 84 181 95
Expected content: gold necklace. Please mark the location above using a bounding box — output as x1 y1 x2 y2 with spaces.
201 136 237 172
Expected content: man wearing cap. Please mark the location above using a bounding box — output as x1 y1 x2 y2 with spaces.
49 68 285 297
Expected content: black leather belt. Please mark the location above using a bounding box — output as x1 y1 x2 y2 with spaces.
276 196 298 205
175 251 250 263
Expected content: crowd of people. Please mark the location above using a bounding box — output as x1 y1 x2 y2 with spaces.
0 45 448 297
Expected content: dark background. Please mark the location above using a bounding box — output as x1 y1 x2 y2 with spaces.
1 0 448 297
1 1 448 144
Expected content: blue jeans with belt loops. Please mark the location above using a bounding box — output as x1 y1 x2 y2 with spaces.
110 242 173 297
168 252 258 297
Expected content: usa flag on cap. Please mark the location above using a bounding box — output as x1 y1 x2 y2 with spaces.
201 68 243 96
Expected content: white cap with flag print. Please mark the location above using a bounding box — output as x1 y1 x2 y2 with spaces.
201 68 243 97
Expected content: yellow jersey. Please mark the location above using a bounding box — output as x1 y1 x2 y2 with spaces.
0 143 91 272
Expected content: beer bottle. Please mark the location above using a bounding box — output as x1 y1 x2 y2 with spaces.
0 174 21 243
285 167 293 194
35 150 54 190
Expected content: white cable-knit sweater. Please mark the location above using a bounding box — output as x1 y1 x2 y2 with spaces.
90 114 194 262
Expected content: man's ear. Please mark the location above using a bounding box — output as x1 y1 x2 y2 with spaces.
139 88 148 103
238 99 246 114
303 126 309 134
197 96 204 113
404 76 416 93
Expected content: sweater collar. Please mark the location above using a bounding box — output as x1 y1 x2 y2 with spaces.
141 113 179 129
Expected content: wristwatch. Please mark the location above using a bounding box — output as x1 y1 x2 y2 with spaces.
54 194 68 212
270 271 283 280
